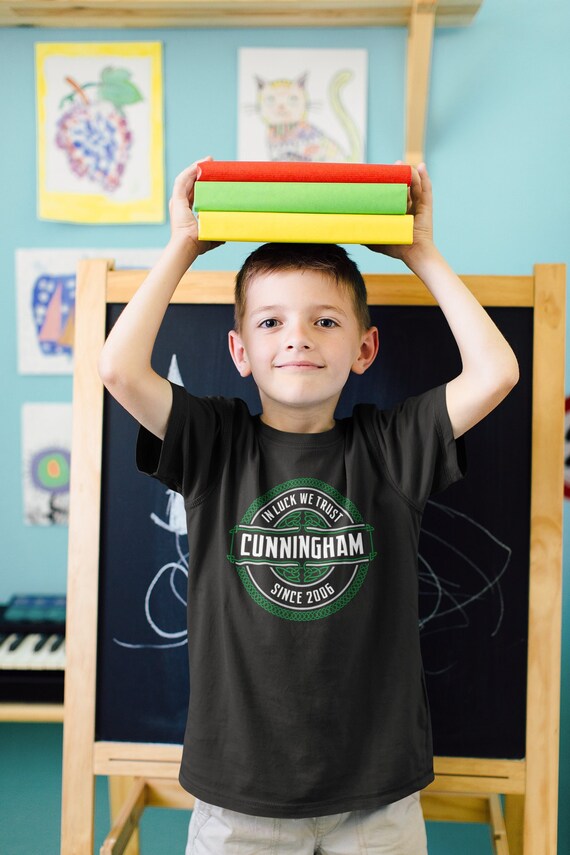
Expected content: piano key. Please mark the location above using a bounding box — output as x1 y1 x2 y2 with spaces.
49 635 64 652
26 635 53 669
49 638 66 670
0 596 66 704
0 633 65 670
31 635 62 670
8 634 24 652
0 633 32 666
1 634 43 669
33 634 49 652
29 634 64 670
0 633 20 665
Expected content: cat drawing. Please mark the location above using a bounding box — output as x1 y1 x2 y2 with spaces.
254 70 362 162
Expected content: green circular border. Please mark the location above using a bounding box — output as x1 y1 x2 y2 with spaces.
234 479 370 621
36 452 70 488
242 477 363 525
237 562 369 621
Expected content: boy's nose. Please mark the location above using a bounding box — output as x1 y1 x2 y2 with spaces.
285 320 313 350
286 340 311 350
286 331 313 350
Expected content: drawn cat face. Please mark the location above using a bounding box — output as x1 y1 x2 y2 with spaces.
255 74 308 125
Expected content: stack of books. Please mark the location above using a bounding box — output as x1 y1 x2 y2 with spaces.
195 161 414 245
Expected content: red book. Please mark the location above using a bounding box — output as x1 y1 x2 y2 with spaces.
196 161 412 185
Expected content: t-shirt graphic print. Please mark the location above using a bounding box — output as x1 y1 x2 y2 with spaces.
227 478 376 620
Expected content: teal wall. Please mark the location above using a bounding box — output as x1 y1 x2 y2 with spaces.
0 0 568 852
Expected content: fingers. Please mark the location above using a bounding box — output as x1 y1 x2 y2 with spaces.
172 162 197 189
406 162 431 214
416 162 432 196
171 156 213 203
170 167 196 208
410 164 422 193
392 159 428 211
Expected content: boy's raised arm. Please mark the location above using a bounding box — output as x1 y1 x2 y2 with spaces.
98 160 221 440
368 164 519 439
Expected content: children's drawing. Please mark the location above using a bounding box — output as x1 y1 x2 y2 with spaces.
22 403 72 526
418 502 511 676
564 396 570 499
16 248 161 374
56 67 141 194
114 354 189 650
36 42 164 223
32 273 76 364
238 48 367 162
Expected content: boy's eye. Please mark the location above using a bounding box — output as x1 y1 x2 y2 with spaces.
259 318 280 329
316 318 338 328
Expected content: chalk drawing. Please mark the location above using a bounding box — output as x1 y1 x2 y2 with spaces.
113 354 188 649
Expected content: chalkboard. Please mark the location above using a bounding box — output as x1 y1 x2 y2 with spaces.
96 301 533 760
61 261 564 855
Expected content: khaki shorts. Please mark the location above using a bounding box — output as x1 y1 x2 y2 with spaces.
186 791 428 854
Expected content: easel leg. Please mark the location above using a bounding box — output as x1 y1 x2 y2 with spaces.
488 794 509 854
504 794 524 855
108 777 140 855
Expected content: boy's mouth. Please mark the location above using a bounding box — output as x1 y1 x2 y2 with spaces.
275 361 323 369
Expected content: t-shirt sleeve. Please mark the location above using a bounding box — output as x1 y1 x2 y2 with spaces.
135 381 232 501
370 383 466 509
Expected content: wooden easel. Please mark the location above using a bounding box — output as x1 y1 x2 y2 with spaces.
61 261 565 855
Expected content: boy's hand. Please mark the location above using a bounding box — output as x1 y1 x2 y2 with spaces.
169 158 224 256
367 162 434 266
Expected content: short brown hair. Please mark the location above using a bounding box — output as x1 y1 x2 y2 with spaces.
234 243 371 332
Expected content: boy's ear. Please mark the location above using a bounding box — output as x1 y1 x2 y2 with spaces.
351 326 379 375
228 329 252 377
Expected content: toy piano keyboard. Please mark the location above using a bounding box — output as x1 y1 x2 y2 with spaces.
0 594 65 703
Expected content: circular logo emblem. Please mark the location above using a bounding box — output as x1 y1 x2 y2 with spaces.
227 479 376 621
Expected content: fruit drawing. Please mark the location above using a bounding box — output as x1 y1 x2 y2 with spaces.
56 67 143 193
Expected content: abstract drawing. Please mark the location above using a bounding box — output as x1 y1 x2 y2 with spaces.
22 403 72 526
16 248 161 374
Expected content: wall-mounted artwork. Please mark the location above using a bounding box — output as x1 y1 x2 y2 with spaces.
564 395 570 499
238 48 367 163
22 403 72 526
35 42 164 223
16 248 161 374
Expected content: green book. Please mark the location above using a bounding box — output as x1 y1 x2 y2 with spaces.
194 181 408 215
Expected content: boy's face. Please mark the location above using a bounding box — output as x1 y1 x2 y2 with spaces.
228 269 378 430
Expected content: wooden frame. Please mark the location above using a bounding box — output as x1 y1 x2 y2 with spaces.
0 703 63 723
405 0 436 165
61 261 564 855
0 0 482 29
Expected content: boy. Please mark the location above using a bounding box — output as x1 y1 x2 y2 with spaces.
99 159 519 854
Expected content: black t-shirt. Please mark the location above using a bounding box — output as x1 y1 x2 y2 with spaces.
137 382 465 818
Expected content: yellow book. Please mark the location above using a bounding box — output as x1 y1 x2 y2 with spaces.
198 211 414 245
